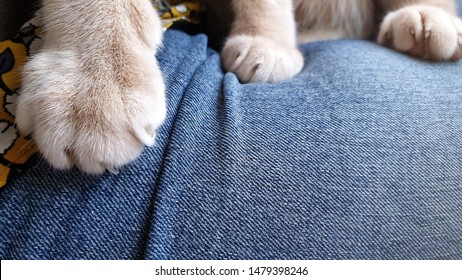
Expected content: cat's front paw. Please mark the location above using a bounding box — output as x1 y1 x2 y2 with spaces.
15 51 166 174
222 35 304 83
378 5 462 60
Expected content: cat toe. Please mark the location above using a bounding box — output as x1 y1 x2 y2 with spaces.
16 51 166 174
222 35 304 83
379 5 462 61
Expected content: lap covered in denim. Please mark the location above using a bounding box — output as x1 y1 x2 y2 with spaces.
1 30 461 259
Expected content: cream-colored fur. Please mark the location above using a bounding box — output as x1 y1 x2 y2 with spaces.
222 0 462 83
16 0 462 174
16 0 166 174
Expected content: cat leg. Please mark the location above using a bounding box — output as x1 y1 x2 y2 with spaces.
15 0 166 174
377 0 462 60
221 0 304 83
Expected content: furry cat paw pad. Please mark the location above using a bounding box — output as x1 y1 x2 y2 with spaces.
222 35 304 83
378 5 462 60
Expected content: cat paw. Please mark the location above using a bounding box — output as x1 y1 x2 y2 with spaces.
15 51 166 174
378 5 462 60
14 1 166 174
221 35 304 83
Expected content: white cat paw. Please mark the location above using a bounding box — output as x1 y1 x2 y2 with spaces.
378 5 462 60
16 50 166 174
222 35 304 83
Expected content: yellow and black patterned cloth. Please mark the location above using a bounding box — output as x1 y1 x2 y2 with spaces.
155 0 202 29
0 0 201 188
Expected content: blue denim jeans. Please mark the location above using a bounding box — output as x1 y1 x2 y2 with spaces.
1 28 462 259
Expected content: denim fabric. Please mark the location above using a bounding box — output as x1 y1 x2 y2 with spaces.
2 23 462 259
